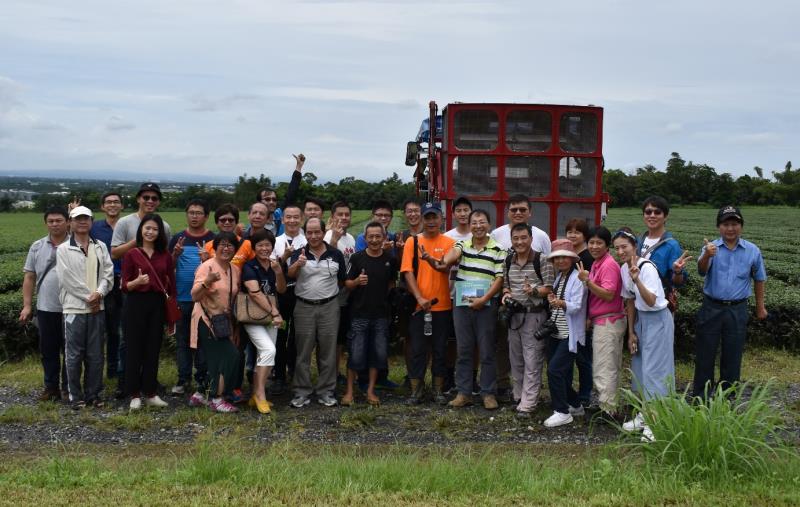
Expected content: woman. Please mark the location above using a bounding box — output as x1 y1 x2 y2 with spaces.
543 239 587 428
122 214 175 411
575 226 626 419
241 229 286 414
613 229 675 442
565 217 593 412
190 232 242 413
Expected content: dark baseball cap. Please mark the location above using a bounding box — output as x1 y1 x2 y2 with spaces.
136 182 162 199
716 205 743 226
421 202 443 216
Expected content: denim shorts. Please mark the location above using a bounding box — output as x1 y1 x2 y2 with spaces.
347 317 389 371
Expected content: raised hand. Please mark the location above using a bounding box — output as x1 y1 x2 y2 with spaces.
576 260 589 282
133 268 150 287
67 195 81 213
629 255 640 282
357 268 368 286
522 276 534 295
672 250 693 274
296 248 308 268
395 231 405 250
173 236 185 258
703 238 717 257
382 237 395 251
293 153 306 171
204 270 221 287
269 258 283 273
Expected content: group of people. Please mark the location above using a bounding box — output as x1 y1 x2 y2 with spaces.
20 156 768 433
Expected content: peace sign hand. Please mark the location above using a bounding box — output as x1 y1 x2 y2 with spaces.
576 260 589 282
629 255 640 282
672 250 693 274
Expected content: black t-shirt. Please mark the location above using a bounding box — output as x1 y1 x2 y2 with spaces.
241 259 278 296
347 250 398 319
578 249 594 272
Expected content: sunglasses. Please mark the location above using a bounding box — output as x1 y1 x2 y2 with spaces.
141 195 160 202
643 208 663 216
509 207 529 214
218 217 236 223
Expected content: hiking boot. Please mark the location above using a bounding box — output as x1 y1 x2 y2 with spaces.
406 379 424 405
482 394 499 410
38 388 60 402
433 377 447 405
448 393 473 408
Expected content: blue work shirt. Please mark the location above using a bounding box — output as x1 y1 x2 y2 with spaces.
90 219 121 276
698 237 766 301
637 231 687 290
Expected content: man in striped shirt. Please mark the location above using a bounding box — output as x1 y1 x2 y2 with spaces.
433 209 506 410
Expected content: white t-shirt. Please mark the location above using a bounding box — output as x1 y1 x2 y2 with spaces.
324 230 356 306
444 228 472 242
272 231 307 262
641 236 660 259
620 260 668 312
490 224 551 255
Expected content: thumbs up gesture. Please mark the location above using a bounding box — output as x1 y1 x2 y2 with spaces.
704 238 717 258
629 255 640 282
204 270 221 287
133 268 149 288
296 248 308 268
357 268 368 286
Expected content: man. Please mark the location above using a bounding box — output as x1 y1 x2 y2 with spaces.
355 200 396 252
245 202 269 239
444 196 473 393
56 206 114 409
111 182 172 260
490 194 550 400
501 223 554 417
341 221 398 406
637 195 687 312
287 218 347 408
323 201 356 385
490 194 551 254
401 203 455 404
303 197 325 220
253 153 304 235
20 206 70 401
168 199 215 397
110 182 171 395
693 205 767 399
436 209 506 410
270 204 307 394
90 191 123 380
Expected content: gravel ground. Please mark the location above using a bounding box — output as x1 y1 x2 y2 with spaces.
1 383 798 449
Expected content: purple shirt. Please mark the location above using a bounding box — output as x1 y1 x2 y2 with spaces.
587 252 624 324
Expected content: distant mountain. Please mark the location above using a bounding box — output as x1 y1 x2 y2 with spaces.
0 169 235 185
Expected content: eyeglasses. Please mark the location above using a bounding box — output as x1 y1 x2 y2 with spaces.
643 208 663 216
187 211 205 217
374 213 392 219
218 217 236 224
261 197 278 202
141 195 160 202
103 200 122 205
509 207 529 214
218 243 235 250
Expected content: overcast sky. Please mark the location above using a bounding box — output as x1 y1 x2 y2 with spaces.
1 0 797 183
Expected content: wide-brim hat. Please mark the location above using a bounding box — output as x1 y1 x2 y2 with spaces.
547 238 579 260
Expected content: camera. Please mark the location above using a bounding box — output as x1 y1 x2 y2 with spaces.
534 319 558 341
500 297 526 326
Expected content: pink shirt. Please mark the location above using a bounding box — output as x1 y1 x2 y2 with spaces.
587 252 625 325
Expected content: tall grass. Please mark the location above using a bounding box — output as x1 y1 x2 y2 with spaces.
625 382 791 480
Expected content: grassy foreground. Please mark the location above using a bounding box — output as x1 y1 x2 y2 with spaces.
0 439 798 506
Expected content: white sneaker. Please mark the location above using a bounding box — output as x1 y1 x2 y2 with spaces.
170 384 185 395
568 405 585 417
622 412 645 432
641 425 655 443
129 397 142 410
544 411 573 428
144 395 168 408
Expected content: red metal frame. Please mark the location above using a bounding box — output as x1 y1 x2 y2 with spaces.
419 102 607 238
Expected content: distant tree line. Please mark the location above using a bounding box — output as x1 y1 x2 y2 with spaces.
605 153 800 207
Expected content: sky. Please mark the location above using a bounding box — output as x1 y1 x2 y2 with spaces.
0 0 798 184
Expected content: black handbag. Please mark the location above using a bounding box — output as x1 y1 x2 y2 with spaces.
201 267 233 340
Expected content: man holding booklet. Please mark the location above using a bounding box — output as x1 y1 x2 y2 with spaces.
431 209 505 410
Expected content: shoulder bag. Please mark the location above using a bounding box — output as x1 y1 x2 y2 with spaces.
133 248 181 324
235 264 274 325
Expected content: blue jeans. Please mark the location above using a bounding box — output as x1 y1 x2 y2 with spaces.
547 337 578 414
347 317 389 371
175 300 207 389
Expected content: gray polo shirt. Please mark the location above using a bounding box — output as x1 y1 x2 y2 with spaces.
111 213 172 247
23 235 67 312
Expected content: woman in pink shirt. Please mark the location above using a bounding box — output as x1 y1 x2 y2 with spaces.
576 226 626 419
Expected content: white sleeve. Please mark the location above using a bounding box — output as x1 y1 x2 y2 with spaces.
639 261 665 299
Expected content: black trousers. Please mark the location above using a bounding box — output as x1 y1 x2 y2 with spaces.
408 310 451 380
274 287 297 382
124 292 165 397
37 310 67 391
693 298 749 398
